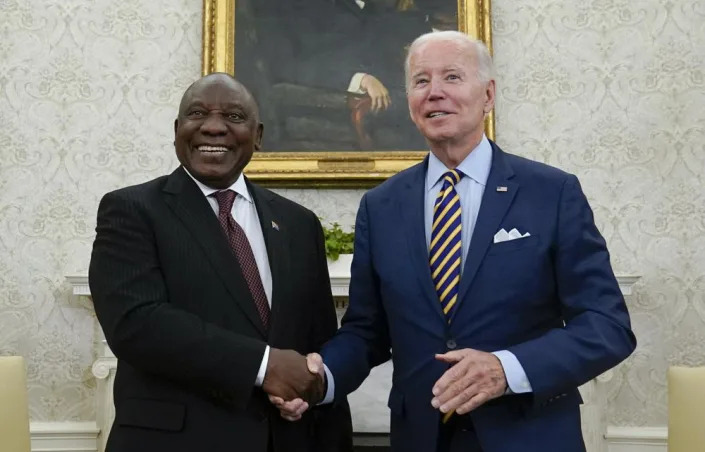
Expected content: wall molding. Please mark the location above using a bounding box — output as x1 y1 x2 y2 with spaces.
66 272 642 447
605 426 667 452
27 421 667 452
30 422 99 452
66 272 640 298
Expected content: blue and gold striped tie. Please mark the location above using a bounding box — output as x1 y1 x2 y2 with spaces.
430 169 464 323
431 169 464 423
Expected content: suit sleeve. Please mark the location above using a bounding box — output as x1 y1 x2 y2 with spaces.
308 213 354 452
89 190 266 409
508 175 636 405
309 214 339 350
321 193 392 401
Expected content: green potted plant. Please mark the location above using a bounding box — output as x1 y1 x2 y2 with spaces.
322 222 354 260
321 222 354 277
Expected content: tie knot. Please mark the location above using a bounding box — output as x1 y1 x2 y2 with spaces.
441 169 464 187
213 190 237 215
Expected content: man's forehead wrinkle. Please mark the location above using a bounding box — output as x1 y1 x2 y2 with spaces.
177 74 260 120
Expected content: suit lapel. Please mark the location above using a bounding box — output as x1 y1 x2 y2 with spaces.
162 167 267 338
456 144 518 309
398 159 449 323
247 180 289 339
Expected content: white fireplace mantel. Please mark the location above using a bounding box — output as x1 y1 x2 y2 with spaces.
67 268 640 452
66 267 640 298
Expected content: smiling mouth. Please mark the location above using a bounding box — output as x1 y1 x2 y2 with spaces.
427 112 450 118
196 145 230 153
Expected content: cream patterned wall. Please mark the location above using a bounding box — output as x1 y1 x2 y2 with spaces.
0 0 703 428
490 0 705 426
0 0 202 421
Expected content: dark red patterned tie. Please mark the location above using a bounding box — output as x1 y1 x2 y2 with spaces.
213 190 270 330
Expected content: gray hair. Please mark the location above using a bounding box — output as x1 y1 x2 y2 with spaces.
404 31 494 90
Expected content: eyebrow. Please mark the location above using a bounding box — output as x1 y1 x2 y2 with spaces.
441 66 464 74
185 101 246 110
412 65 466 77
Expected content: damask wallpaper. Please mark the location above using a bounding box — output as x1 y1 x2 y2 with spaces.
0 0 703 427
490 1 705 426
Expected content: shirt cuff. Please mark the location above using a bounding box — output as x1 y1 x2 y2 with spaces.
347 72 367 94
492 350 532 394
254 345 270 387
319 363 335 404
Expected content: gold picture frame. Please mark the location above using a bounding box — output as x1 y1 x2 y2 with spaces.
202 0 493 187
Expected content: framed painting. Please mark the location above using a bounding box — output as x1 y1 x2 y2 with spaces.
202 0 493 187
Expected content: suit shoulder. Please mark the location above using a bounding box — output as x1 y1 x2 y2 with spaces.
102 175 170 202
94 176 171 226
365 160 425 201
503 151 575 185
250 184 318 222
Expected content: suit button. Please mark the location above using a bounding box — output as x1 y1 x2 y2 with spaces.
446 339 457 350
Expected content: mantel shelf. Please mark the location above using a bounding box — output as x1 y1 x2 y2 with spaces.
66 267 640 298
69 264 639 443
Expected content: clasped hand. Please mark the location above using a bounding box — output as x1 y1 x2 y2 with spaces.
268 349 509 422
263 349 325 421
431 348 507 415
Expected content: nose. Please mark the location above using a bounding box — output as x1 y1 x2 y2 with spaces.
200 113 227 135
428 78 445 100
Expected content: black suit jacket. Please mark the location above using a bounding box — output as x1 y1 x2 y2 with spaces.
89 167 352 452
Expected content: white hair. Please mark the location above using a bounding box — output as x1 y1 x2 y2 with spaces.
404 31 494 90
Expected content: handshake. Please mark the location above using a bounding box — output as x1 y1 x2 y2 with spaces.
263 349 325 421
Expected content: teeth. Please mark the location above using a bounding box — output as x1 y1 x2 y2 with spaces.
197 145 229 152
428 112 448 118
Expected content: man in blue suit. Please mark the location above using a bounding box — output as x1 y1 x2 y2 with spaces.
273 31 636 451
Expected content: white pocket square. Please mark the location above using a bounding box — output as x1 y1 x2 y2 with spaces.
493 228 531 243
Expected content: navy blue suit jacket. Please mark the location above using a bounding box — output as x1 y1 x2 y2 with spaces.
322 142 636 451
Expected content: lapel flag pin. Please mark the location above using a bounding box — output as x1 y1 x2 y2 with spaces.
271 220 279 231
496 186 508 192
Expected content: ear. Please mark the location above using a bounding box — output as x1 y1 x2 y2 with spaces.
173 118 179 136
484 79 496 114
254 123 264 151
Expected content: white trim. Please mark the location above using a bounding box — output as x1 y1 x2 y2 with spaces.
67 272 640 298
64 270 643 449
30 422 100 452
327 254 354 297
615 275 640 296
605 426 667 452
65 276 91 296
26 421 668 452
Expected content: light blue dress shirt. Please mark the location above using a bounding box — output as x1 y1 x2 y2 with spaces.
322 135 532 405
424 135 531 395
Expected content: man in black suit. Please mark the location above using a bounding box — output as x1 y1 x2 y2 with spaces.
89 73 352 452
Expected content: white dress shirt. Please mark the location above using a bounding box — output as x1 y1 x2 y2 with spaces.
184 170 272 386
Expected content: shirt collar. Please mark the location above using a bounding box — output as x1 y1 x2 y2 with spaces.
182 168 253 204
426 135 493 192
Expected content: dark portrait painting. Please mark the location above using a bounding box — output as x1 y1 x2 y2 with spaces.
233 0 459 152
202 0 490 185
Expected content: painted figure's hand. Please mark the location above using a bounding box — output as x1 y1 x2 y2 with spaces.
360 74 391 113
